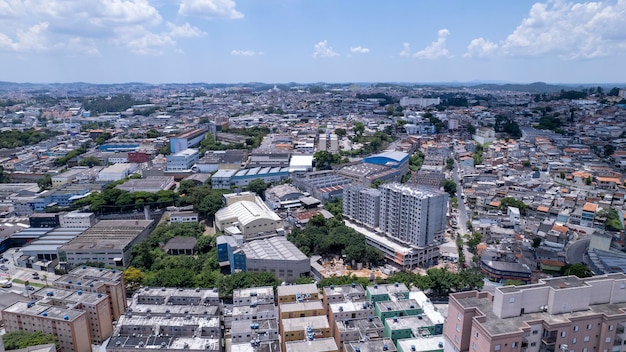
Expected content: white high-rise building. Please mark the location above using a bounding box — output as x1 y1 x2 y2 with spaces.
378 183 448 247
342 185 381 227
344 183 448 248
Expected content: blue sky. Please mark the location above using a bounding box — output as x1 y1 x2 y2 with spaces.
0 0 624 84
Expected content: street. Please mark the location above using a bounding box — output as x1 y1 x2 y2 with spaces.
451 161 474 268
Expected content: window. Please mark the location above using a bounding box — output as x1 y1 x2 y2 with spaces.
530 342 536 347
583 336 590 342
609 325 614 331
532 330 538 335
605 337 611 343
494 345 501 351
574 325 579 332
456 324 460 332
587 324 592 330
457 312 462 320
472 342 477 351
572 338 577 344
561 331 567 337
509 297 516 303
512 342 517 348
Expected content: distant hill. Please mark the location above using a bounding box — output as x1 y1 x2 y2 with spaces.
467 82 581 93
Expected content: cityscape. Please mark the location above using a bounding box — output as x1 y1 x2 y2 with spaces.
1 1 626 352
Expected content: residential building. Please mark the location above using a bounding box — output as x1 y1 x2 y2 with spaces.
444 274 626 352
322 283 367 309
53 266 128 320
334 316 385 350
343 185 381 227
3 302 92 352
106 286 220 352
378 183 448 248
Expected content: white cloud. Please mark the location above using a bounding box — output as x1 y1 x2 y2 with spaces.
465 0 626 59
399 42 411 57
178 0 244 19
350 46 370 54
167 22 206 38
414 28 451 59
231 49 263 56
0 0 207 56
464 37 499 58
312 40 339 58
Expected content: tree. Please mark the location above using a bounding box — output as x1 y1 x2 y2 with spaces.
37 174 52 192
442 180 457 197
334 128 347 138
146 129 160 138
561 263 592 278
245 179 269 200
353 122 365 136
78 156 102 167
585 176 592 186
445 157 455 171
532 237 542 248
0 165 10 183
604 144 616 158
3 331 58 350
123 267 145 293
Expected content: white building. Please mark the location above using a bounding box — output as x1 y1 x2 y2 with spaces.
378 183 448 248
166 148 199 171
473 127 496 144
343 185 381 228
97 163 137 182
59 212 96 228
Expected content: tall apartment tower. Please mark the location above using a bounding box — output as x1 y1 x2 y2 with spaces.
378 183 447 247
343 185 381 228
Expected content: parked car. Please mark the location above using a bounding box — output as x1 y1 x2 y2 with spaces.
0 265 8 271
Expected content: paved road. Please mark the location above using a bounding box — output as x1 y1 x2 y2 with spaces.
566 238 590 264
451 160 474 267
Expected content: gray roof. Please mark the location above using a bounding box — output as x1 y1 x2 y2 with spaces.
243 236 307 261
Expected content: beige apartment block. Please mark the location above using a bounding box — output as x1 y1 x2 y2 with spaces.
444 273 626 352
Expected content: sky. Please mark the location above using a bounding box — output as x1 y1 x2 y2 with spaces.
0 0 625 84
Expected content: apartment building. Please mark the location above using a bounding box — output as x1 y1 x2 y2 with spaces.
322 283 367 310
334 316 385 350
52 266 127 320
277 283 320 304
444 273 626 352
378 183 447 248
281 315 332 350
32 287 114 344
343 185 381 227
106 287 221 352
3 302 91 352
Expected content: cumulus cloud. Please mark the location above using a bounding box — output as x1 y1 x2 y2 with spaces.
414 29 451 59
464 37 499 58
231 49 263 56
312 40 339 58
399 42 411 57
0 0 211 56
350 46 370 54
167 22 206 38
465 0 626 59
179 0 244 19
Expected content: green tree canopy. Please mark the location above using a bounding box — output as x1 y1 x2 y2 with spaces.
3 331 58 350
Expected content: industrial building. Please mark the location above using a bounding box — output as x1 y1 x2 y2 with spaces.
169 128 207 154
58 220 155 268
166 148 199 171
211 166 290 189
215 192 283 238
